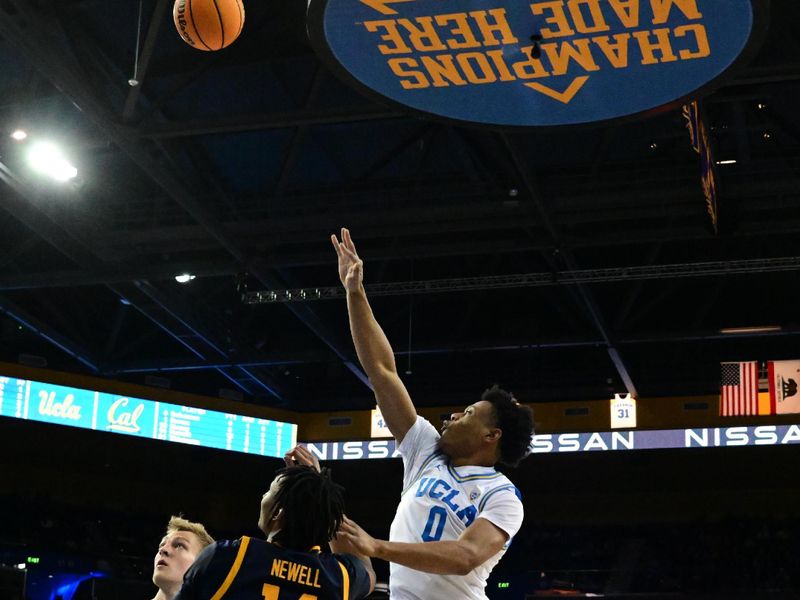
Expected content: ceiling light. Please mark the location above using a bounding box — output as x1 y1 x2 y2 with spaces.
716 159 737 165
10 129 27 141
175 273 196 284
720 326 782 335
27 141 78 181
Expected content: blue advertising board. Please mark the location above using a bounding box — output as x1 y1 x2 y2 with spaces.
0 375 297 458
308 0 768 127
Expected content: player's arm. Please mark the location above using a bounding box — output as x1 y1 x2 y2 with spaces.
336 516 508 576
330 538 376 597
332 228 417 443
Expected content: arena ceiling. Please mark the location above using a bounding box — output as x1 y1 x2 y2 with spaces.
0 0 798 412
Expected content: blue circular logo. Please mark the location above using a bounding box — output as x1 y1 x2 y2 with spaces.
309 0 767 127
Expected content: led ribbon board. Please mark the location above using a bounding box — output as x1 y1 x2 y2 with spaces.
308 0 768 127
304 424 800 459
0 375 297 458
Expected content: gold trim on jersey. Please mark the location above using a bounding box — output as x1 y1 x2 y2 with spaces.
210 535 251 600
336 559 350 600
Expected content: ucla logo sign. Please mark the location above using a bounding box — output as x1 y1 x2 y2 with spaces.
308 0 767 127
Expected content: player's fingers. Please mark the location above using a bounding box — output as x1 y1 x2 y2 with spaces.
339 241 358 260
295 444 311 456
343 228 358 254
331 234 342 256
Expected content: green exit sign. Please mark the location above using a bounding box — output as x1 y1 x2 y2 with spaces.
26 556 40 564
497 582 510 589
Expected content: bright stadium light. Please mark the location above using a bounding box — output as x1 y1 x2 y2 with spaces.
175 273 196 284
10 129 28 141
27 141 78 182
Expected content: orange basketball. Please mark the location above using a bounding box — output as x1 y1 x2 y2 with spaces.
173 0 244 51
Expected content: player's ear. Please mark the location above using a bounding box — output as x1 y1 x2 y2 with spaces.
485 428 501 443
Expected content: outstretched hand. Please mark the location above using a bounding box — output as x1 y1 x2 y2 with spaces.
334 516 380 557
331 228 363 292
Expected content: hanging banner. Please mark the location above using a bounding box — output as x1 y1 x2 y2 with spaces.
769 360 800 415
610 393 637 429
371 406 393 438
308 0 768 127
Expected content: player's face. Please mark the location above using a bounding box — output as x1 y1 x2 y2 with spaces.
258 474 285 536
439 400 496 457
152 530 203 591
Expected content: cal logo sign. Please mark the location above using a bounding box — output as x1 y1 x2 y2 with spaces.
308 0 768 127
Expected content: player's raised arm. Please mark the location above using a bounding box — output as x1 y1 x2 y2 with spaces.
332 228 417 443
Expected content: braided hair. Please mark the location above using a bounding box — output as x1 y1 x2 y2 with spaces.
267 465 345 551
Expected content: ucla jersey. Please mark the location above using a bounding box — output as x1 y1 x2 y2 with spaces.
176 537 372 600
389 417 523 600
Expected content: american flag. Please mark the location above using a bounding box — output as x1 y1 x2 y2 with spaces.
720 361 759 416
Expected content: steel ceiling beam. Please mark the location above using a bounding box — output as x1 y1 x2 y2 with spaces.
242 256 800 303
138 105 403 139
0 295 99 371
0 261 238 291
127 280 285 400
105 325 799 375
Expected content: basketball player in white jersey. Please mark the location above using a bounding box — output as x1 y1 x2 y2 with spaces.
331 228 534 600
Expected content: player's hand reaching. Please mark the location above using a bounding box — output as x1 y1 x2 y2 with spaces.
334 516 379 557
283 445 321 472
331 228 363 292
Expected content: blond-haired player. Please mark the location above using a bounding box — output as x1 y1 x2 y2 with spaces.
151 515 214 600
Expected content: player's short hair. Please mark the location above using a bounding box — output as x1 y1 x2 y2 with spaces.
481 384 534 468
268 465 345 551
165 515 215 549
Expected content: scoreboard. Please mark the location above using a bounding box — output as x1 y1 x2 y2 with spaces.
0 374 297 458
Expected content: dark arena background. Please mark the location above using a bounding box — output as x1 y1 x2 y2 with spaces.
1 0 800 599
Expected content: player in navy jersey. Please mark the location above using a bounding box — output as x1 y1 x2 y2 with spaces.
331 228 535 600
175 464 374 600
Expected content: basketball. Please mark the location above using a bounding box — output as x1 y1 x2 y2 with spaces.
173 0 244 51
